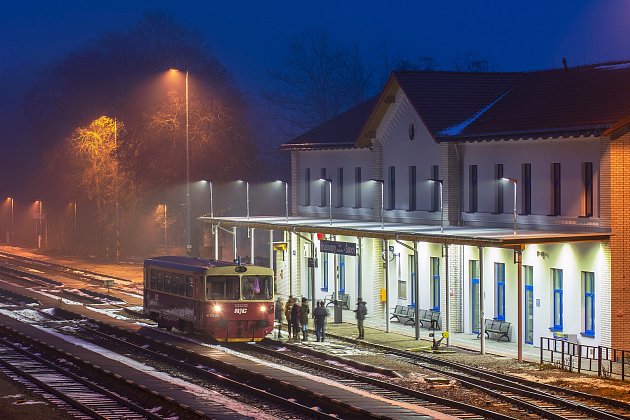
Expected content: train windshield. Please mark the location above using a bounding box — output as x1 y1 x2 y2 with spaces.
206 276 240 300
241 275 273 300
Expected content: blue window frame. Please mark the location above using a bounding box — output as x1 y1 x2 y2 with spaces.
495 262 505 321
583 271 595 336
552 268 563 331
338 255 345 294
471 260 480 334
524 265 534 344
431 257 440 311
408 254 416 307
321 253 329 292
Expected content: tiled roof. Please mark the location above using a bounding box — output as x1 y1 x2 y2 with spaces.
281 60 630 149
280 98 376 151
442 62 630 141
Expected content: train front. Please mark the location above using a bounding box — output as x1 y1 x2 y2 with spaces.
204 267 274 342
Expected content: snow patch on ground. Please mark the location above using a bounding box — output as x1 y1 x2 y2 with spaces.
85 306 131 321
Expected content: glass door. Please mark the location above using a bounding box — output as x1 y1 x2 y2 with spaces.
524 265 533 344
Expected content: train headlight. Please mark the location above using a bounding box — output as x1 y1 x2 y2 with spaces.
214 304 222 313
259 305 267 313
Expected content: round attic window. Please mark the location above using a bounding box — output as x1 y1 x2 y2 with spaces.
408 121 416 141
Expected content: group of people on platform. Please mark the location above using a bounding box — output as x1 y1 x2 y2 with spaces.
274 295 368 342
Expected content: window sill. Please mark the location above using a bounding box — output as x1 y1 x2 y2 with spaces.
581 332 595 338
549 327 563 333
407 304 416 308
493 317 506 321
320 288 328 292
577 215 592 219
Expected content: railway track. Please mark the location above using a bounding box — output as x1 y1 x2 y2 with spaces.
319 334 630 420
0 325 191 420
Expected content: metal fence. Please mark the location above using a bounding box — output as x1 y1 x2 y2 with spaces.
540 337 630 381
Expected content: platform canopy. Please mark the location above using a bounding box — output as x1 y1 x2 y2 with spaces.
198 215 610 248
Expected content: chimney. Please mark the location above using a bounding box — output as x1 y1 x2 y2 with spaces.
562 57 568 71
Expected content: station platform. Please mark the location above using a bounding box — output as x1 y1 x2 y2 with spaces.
283 308 541 364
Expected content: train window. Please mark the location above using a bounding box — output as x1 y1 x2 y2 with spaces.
206 276 240 300
177 274 185 295
186 276 194 297
242 276 273 300
150 270 157 290
157 271 164 291
164 272 172 293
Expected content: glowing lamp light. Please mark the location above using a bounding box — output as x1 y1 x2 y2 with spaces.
259 305 267 313
213 304 222 313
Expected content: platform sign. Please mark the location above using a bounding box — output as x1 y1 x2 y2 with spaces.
320 240 356 256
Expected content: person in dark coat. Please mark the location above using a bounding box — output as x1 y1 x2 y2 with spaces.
274 297 283 338
313 300 328 342
300 297 310 341
291 299 301 340
354 297 368 339
285 296 294 337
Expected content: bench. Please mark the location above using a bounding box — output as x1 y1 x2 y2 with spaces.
478 319 511 342
324 293 350 310
418 309 441 329
390 305 413 325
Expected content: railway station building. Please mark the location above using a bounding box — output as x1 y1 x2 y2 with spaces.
201 61 630 356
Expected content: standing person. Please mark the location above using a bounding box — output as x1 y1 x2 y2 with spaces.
274 297 283 338
291 298 301 340
285 295 294 338
313 300 328 342
354 297 368 339
300 297 310 341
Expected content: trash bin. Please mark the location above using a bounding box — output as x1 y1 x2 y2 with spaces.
333 300 343 324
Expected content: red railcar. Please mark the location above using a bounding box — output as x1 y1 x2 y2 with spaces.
143 256 274 342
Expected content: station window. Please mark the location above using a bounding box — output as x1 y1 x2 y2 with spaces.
388 166 396 210
495 263 505 321
339 255 346 294
469 165 478 212
582 162 593 217
409 166 417 211
430 257 440 311
322 253 329 292
521 163 531 215
495 164 504 214
550 163 561 216
304 168 311 206
524 265 534 344
470 260 480 334
552 268 563 331
354 167 362 208
408 254 415 307
397 254 406 300
583 271 595 336
242 275 273 300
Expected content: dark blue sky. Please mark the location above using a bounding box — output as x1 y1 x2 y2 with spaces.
2 1 630 93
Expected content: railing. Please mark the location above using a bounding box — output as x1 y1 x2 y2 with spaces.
540 337 630 381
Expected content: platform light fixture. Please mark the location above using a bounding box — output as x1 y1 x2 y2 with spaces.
370 179 385 229
502 177 518 236
319 178 332 226
427 179 444 233
276 180 289 222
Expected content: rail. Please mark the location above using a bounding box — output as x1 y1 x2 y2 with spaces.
540 337 630 381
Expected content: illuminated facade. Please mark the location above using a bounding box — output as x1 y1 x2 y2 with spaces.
204 62 630 352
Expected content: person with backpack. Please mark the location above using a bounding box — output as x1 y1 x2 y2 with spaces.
300 297 310 341
313 300 328 342
354 297 368 339
291 299 301 340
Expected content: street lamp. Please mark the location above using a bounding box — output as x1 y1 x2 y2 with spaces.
276 180 289 222
427 179 444 233
239 180 250 220
161 204 168 245
71 202 77 253
319 178 332 226
6 197 13 244
35 200 42 249
169 68 191 253
203 180 214 218
502 177 518 236
370 179 384 229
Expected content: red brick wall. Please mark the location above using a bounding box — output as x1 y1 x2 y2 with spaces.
604 131 630 350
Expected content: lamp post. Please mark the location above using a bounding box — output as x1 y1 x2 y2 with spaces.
204 180 213 218
6 197 13 244
72 202 77 253
239 180 250 220
502 177 518 236
427 179 444 233
276 180 289 222
169 68 191 253
319 178 332 226
370 179 384 229
36 200 42 249
162 204 168 245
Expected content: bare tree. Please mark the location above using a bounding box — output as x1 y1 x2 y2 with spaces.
452 51 495 72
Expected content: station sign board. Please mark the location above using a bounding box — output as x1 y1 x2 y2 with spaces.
320 240 356 256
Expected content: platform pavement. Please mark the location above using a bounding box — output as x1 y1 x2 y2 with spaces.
279 308 541 364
